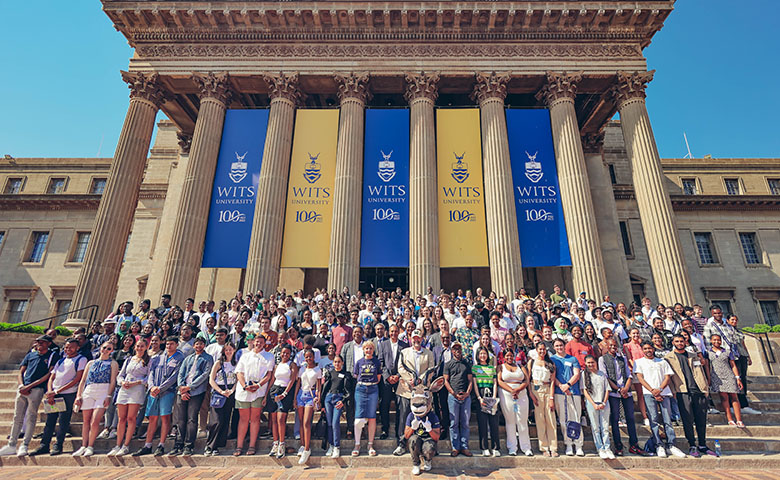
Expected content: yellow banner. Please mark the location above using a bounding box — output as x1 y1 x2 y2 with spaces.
281 109 339 268
436 109 489 267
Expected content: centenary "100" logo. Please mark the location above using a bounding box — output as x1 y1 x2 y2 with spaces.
449 210 475 222
218 210 247 223
295 210 323 223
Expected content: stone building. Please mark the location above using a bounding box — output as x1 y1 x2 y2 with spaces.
0 0 777 328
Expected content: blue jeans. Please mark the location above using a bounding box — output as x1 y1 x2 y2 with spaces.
585 401 611 451
644 394 676 448
325 393 344 447
447 394 471 451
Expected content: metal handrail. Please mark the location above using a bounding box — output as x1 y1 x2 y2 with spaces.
744 330 776 376
0 305 100 334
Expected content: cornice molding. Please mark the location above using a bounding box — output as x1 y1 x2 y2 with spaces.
0 194 102 211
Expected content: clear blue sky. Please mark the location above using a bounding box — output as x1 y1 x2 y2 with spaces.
1 1 777 159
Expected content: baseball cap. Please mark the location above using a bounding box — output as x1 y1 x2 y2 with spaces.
35 335 53 343
411 329 423 339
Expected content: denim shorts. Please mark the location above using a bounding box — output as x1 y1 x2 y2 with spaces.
146 390 175 417
297 390 317 408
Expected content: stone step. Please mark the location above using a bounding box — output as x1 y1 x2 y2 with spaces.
1 450 780 470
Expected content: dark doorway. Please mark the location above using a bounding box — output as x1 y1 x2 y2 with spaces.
359 268 408 293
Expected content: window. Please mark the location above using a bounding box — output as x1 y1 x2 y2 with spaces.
27 231 49 263
724 178 741 195
608 164 617 185
619 221 633 257
681 178 698 195
694 232 718 264
769 179 780 195
739 232 762 265
47 178 66 194
760 301 780 326
71 232 91 263
55 300 73 326
8 300 28 324
710 300 733 317
4 177 23 194
90 178 107 195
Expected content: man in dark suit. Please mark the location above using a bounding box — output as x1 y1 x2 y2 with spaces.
377 323 408 440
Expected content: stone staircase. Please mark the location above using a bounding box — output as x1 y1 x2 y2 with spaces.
0 369 778 469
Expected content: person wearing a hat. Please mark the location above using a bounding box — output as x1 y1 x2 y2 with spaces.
394 329 435 456
0 335 59 457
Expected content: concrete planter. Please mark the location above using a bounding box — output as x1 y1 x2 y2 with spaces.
0 331 60 370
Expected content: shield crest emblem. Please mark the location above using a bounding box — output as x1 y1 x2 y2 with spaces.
524 151 543 183
229 151 248 184
304 152 322 184
378 150 396 182
451 152 469 184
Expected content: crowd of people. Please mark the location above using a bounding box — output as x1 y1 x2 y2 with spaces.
0 285 762 472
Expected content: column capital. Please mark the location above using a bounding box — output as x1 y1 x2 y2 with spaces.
177 131 193 155
535 71 583 106
471 71 511 104
335 72 371 104
404 71 440 103
581 132 605 154
192 71 233 105
263 72 304 105
611 70 655 107
121 71 166 108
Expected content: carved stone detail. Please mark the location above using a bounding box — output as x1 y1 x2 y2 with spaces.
120 71 166 107
581 132 605 154
192 71 233 105
262 72 303 104
535 71 583 106
472 71 511 103
177 131 193 154
334 72 371 103
611 70 655 106
404 72 440 103
135 43 642 59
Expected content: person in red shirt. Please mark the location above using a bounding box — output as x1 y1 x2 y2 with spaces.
331 313 353 356
565 325 595 368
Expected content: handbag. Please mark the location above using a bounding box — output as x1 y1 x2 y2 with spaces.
564 395 581 440
210 363 228 408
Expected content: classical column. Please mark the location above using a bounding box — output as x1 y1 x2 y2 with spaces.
159 72 232 304
612 71 694 305
472 72 524 297
66 72 165 328
405 72 440 295
536 72 608 301
245 73 302 296
327 73 370 292
582 132 633 302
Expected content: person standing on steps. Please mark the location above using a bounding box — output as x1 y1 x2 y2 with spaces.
443 341 473 457
72 341 118 457
107 337 150 457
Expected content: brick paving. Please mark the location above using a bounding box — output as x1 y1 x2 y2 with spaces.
2 468 780 480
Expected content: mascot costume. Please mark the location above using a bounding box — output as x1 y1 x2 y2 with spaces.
402 363 445 475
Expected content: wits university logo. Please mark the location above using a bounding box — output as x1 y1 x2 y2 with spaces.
292 152 331 210
215 150 256 223
443 152 481 208
367 149 406 222
451 152 469 183
516 150 557 222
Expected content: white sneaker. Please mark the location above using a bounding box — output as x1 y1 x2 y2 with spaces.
423 459 432 471
269 442 278 456
482 449 491 457
524 450 534 457
412 466 421 476
83 446 94 457
107 430 117 439
656 446 667 458
598 449 608 459
106 446 121 456
668 446 686 458
332 447 340 459
16 445 28 457
297 446 305 456
96 429 109 440
508 450 517 456
0 445 17 456
298 449 311 465
72 446 87 457
575 447 585 457
605 449 616 459
565 445 574 456
644 418 650 427
325 445 333 457
708 408 720 415
116 445 130 457
742 407 762 415
492 449 501 457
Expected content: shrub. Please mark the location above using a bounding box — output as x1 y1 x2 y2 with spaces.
0 322 72 337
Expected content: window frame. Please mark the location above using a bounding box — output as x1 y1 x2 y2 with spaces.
692 231 721 267
722 177 742 196
67 231 91 265
1 286 39 324
738 231 766 267
680 177 699 195
89 176 107 195
618 220 634 259
22 230 50 265
3 176 26 194
46 176 68 194
767 178 780 196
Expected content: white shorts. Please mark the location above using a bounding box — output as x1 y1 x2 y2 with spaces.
81 383 111 411
116 384 146 405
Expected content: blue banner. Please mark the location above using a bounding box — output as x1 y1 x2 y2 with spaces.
202 109 270 268
360 109 410 267
506 109 571 267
